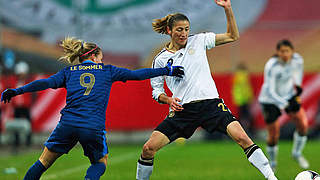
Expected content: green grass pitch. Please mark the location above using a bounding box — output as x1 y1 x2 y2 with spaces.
0 140 319 180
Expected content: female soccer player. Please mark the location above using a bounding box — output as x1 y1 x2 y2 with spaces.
259 39 309 170
1 37 184 180
136 0 277 179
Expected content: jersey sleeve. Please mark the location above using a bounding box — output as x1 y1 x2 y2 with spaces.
199 32 216 50
292 54 304 86
15 69 66 94
265 66 288 109
46 69 66 88
110 65 131 82
151 57 166 103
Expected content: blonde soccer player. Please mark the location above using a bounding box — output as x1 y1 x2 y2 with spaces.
1 38 184 180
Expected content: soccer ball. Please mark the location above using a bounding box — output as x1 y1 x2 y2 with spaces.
295 170 320 180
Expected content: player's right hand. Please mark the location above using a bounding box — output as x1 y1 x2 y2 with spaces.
165 60 184 78
168 97 184 112
1 89 17 103
214 0 231 9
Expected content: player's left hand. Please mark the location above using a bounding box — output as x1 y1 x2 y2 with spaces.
214 0 231 8
1 89 17 103
295 85 303 96
285 95 301 113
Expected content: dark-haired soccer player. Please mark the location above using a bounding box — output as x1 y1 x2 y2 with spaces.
136 0 277 180
259 39 309 171
1 37 184 180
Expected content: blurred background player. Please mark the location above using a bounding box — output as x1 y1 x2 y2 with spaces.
136 0 277 180
12 61 33 148
232 62 254 135
259 39 309 171
1 37 184 180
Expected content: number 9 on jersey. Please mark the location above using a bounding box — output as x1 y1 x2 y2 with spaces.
80 73 95 95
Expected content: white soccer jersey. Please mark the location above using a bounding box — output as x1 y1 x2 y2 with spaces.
151 32 219 105
258 53 304 109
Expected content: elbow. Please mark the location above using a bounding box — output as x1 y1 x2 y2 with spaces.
226 33 239 42
234 35 240 41
232 34 240 41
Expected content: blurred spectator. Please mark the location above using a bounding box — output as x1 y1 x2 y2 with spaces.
11 61 33 147
232 63 254 134
2 49 15 74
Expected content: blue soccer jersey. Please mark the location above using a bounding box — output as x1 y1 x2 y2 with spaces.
14 60 169 131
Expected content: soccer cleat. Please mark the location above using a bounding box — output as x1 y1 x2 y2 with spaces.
293 155 309 169
267 174 278 180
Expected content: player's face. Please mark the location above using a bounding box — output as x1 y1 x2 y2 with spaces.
168 20 190 48
94 51 103 63
277 45 293 62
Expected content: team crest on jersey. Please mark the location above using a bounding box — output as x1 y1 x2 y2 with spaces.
188 48 195 55
168 111 175 118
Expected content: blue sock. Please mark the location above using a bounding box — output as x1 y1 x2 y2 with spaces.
85 162 106 180
23 160 47 180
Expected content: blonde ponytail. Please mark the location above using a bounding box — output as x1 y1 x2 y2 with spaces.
59 37 100 64
59 37 82 64
152 13 189 35
152 14 174 34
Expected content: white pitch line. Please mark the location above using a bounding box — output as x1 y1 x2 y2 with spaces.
41 152 137 180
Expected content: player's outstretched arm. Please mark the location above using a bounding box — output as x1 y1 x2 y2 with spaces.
214 0 240 46
1 71 65 104
1 79 51 104
131 61 184 80
112 61 184 82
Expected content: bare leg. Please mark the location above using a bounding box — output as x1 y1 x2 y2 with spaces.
227 121 277 180
142 131 170 158
265 120 280 170
39 147 62 168
226 121 253 149
289 108 309 169
98 154 108 166
136 131 170 180
266 120 280 146
289 108 308 135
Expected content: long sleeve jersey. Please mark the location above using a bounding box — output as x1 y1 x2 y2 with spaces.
151 32 219 105
15 60 169 130
258 53 304 109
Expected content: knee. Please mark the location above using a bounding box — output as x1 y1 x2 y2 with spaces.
98 155 108 166
39 157 52 168
142 143 157 158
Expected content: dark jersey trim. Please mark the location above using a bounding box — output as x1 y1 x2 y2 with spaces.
152 49 166 68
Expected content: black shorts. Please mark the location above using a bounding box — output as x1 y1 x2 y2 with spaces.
155 98 236 142
260 103 282 124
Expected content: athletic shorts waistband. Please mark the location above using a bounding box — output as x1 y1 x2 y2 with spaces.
188 98 221 104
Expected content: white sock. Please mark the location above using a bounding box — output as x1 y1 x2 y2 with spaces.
245 144 275 179
292 131 307 157
266 145 278 167
136 156 153 180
